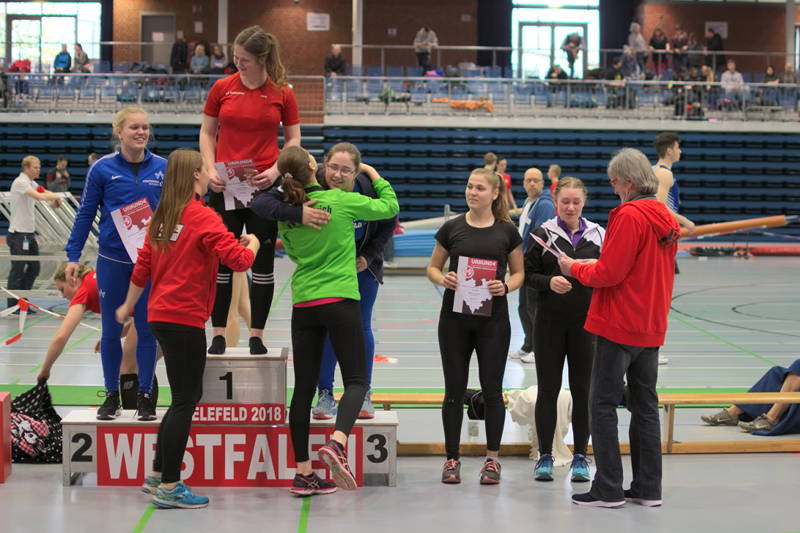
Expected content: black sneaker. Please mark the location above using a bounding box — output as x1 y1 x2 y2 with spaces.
97 390 121 420
289 472 337 497
571 492 625 508
318 439 357 490
441 458 461 484
249 336 268 355
207 335 226 355
623 488 662 507
479 458 501 485
136 391 157 421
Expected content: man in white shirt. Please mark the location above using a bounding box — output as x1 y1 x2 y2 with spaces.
510 168 555 363
6 155 62 310
413 26 438 74
720 60 746 104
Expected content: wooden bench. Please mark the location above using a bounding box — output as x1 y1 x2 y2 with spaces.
339 391 800 455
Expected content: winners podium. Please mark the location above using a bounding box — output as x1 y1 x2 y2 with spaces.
62 348 398 487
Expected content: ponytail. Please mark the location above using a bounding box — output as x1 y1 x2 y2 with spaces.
277 146 315 206
470 168 510 223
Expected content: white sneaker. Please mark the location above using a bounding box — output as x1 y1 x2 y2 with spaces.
508 348 528 359
658 354 669 365
520 352 536 364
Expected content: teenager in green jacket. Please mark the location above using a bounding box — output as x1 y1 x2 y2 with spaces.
251 145 399 496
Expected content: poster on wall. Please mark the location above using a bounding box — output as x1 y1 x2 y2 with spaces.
307 13 330 31
705 21 728 39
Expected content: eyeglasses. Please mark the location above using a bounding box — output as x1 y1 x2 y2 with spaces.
326 163 355 177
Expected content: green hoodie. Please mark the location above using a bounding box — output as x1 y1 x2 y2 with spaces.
279 178 399 304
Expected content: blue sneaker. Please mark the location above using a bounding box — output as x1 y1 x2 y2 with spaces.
358 390 375 419
570 453 591 482
534 453 554 481
141 475 161 495
152 482 209 509
312 389 337 420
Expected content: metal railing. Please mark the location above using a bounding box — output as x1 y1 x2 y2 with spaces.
323 75 800 121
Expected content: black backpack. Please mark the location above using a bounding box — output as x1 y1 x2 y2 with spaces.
10 382 62 463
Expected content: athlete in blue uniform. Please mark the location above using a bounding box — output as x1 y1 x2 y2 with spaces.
64 107 166 421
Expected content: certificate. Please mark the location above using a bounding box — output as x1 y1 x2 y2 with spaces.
453 256 498 316
215 159 259 211
110 198 153 262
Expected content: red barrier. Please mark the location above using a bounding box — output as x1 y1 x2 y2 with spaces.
0 392 11 482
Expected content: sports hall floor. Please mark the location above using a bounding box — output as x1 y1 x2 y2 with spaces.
1 254 799 533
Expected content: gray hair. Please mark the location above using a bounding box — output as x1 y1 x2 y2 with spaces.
607 148 658 195
630 22 641 33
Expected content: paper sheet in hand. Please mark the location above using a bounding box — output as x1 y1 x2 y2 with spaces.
110 198 153 262
215 160 259 211
530 233 564 258
453 256 497 316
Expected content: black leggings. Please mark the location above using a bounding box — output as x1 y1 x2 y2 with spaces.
533 313 594 455
210 206 277 330
289 300 367 462
438 311 510 460
149 322 207 483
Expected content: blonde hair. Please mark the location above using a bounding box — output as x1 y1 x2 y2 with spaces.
234 26 288 86
147 149 202 252
483 152 497 168
21 155 40 169
548 164 561 178
54 262 92 282
112 106 151 148
470 168 510 223
554 176 588 199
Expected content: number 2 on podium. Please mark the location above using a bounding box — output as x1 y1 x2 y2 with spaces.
219 371 233 400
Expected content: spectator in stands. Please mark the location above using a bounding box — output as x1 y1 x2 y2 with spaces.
763 65 779 84
509 167 554 365
527 177 604 483
190 43 209 74
325 44 346 76
428 168 524 485
560 148 679 508
561 32 583 78
670 27 688 72
53 44 71 77
704 28 724 71
781 62 799 84
496 156 516 210
700 64 715 83
46 155 70 192
483 152 497 172
413 26 438 74
548 164 561 196
6 156 62 310
701 359 800 435
687 33 703 69
208 44 227 74
628 22 648 73
720 60 746 105
619 47 639 79
546 64 568 81
648 28 669 77
72 43 91 73
170 35 188 74
199 25 300 356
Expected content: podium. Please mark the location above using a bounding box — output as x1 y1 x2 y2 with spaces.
0 392 10 483
62 347 398 487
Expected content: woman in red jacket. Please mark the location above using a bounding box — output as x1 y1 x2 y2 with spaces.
199 25 301 355
116 149 259 509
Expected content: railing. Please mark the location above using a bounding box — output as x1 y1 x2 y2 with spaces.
0 73 324 118
324 76 800 121
1 72 798 122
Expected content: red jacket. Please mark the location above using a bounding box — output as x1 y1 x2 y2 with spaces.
131 197 254 329
570 197 679 347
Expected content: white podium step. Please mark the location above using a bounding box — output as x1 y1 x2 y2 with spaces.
61 408 398 488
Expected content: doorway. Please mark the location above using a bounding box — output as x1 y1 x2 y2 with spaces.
141 13 175 67
517 22 588 79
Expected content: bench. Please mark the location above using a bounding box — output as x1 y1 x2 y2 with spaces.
339 392 800 454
